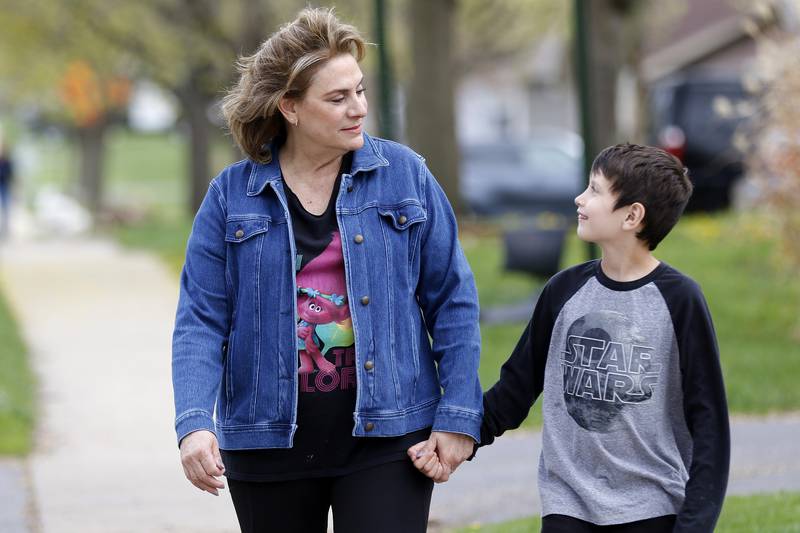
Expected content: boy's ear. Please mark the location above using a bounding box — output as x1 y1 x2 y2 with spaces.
623 202 646 231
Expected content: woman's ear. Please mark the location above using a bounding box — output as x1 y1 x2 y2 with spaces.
278 95 298 126
624 202 646 231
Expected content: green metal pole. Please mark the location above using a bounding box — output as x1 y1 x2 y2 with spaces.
374 0 396 140
574 0 597 259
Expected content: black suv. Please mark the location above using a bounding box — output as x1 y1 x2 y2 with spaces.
648 76 752 211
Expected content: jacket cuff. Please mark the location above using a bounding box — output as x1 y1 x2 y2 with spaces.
431 405 482 444
175 410 216 447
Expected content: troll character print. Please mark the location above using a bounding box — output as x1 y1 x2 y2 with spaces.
297 287 353 374
294 230 355 375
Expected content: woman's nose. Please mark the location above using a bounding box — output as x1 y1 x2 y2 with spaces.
351 95 367 117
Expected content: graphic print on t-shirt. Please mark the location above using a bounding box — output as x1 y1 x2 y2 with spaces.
296 231 355 392
561 310 661 432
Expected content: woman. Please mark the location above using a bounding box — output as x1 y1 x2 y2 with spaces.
172 8 482 532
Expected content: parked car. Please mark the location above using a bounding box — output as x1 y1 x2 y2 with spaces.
459 128 584 219
459 129 584 279
648 76 753 211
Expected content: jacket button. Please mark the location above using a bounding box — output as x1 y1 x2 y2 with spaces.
360 295 370 305
398 215 408 224
235 229 244 239
364 360 374 371
365 422 375 431
354 234 364 244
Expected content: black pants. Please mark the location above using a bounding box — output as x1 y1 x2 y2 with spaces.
227 459 434 533
542 514 676 533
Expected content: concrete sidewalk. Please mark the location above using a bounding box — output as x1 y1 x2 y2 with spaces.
1 232 799 532
0 237 237 533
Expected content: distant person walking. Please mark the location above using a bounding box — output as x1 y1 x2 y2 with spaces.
0 141 13 237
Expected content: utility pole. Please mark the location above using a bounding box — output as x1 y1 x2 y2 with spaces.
574 0 598 259
374 0 396 139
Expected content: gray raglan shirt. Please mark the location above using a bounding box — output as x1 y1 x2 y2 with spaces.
480 260 729 532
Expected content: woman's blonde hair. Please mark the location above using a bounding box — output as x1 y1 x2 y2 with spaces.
222 7 366 163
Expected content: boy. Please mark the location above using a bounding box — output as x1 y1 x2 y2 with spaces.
410 144 729 532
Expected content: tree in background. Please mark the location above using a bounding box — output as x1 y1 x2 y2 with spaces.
2 0 651 219
62 0 277 215
406 0 461 213
576 0 661 164
748 10 800 272
0 3 132 215
404 0 570 215
0 0 375 215
59 61 130 213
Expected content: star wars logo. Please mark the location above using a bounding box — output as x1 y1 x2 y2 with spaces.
562 335 661 404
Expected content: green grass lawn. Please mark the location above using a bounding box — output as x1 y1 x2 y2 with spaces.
28 127 235 213
0 284 35 455
654 214 800 414
450 491 800 532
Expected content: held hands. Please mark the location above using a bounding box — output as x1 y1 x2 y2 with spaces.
179 430 226 496
407 431 475 483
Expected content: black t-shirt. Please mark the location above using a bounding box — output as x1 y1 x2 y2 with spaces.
221 152 428 481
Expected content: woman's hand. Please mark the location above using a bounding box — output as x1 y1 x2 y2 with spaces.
407 431 475 483
179 430 226 496
429 431 474 474
408 440 450 483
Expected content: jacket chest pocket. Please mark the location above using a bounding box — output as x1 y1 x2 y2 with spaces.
377 202 427 268
225 215 271 283
225 215 270 243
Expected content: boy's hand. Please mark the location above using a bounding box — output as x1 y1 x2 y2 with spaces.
408 440 451 483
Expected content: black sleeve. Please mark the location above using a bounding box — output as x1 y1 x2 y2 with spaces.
661 279 730 533
479 283 554 446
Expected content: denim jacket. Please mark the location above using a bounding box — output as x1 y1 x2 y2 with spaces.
172 133 482 450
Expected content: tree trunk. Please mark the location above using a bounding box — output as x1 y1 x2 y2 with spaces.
77 121 107 216
239 0 270 55
406 0 462 214
586 0 627 151
178 82 214 215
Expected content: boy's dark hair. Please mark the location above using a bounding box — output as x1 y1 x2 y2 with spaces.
591 143 692 250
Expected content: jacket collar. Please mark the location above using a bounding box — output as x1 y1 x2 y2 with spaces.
246 132 389 196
